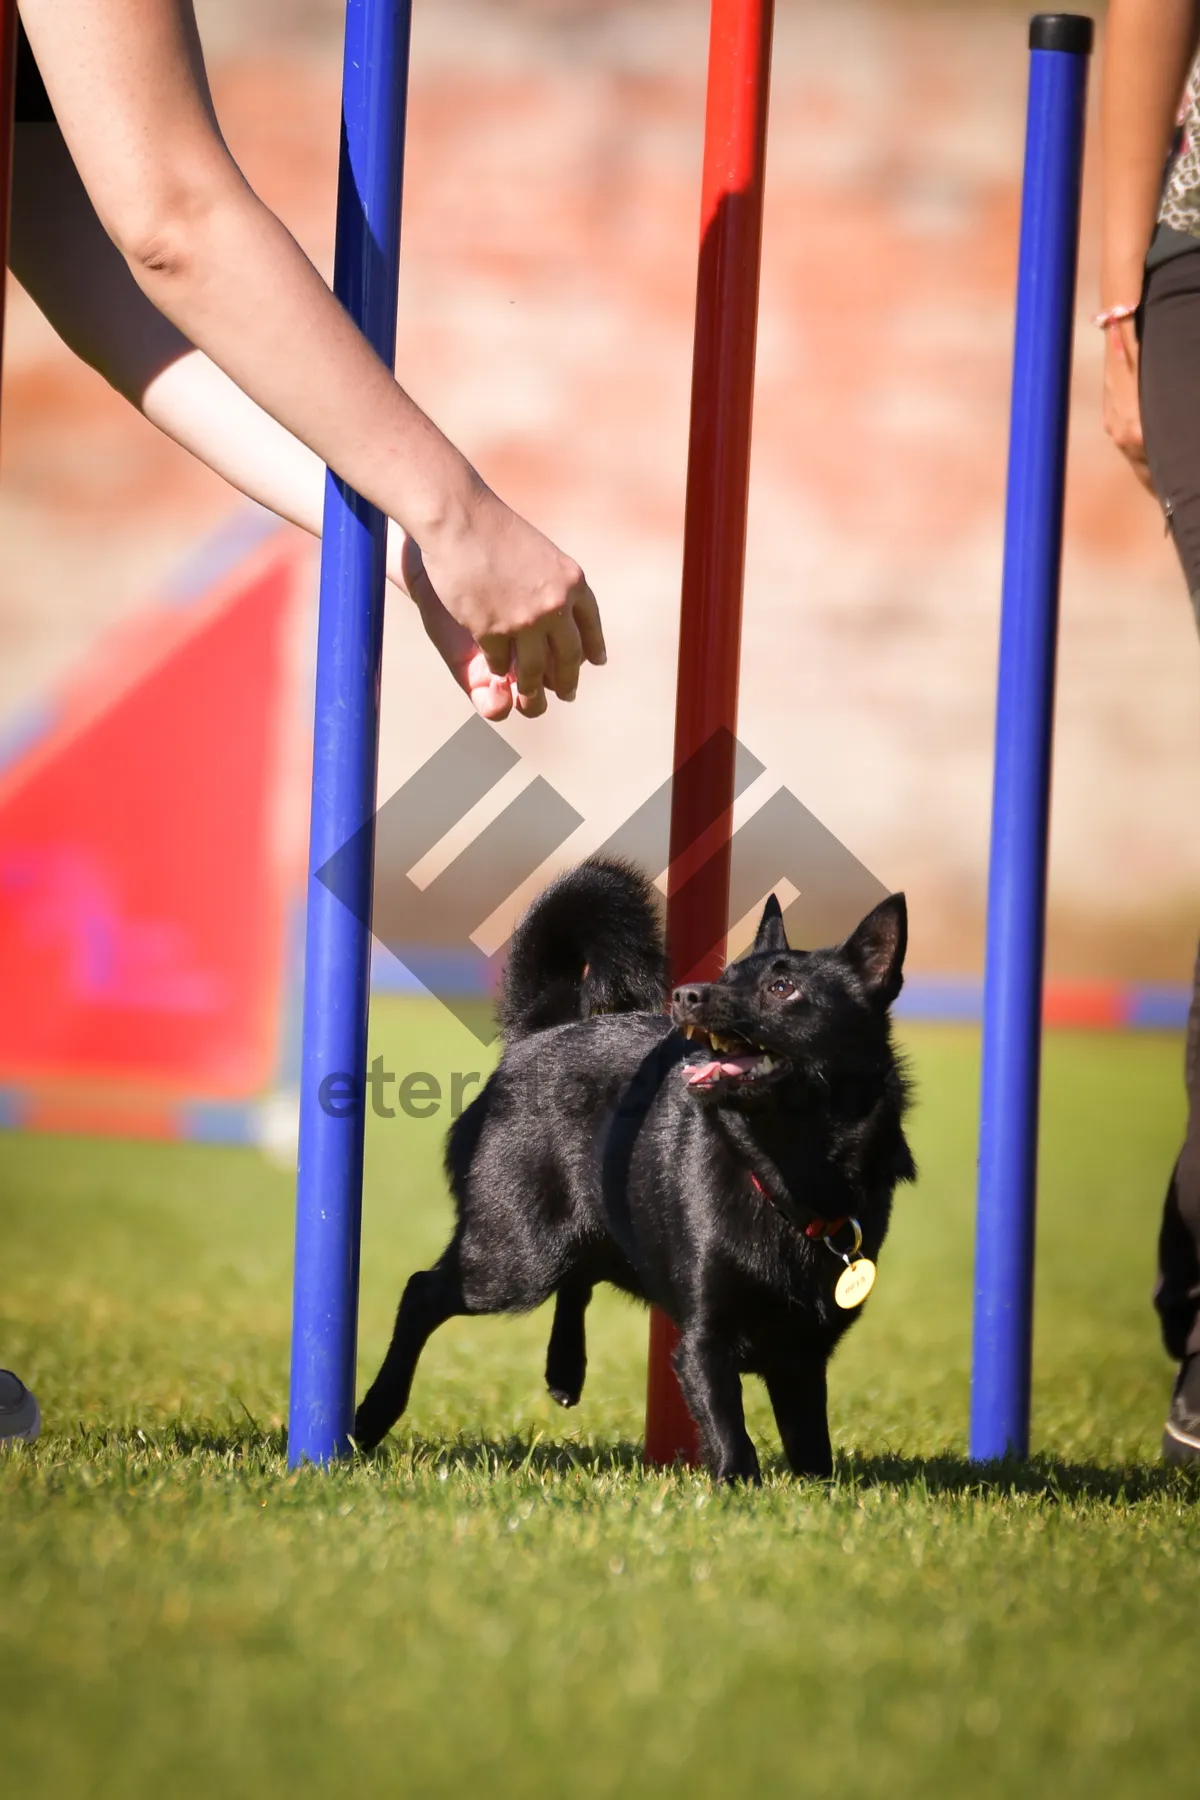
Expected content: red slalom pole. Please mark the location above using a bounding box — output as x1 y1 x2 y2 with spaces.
644 0 775 1468
0 0 17 455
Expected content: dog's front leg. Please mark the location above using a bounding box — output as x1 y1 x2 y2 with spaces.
672 1328 760 1484
764 1354 833 1480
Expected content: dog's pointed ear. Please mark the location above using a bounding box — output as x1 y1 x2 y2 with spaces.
839 893 906 1007
754 893 789 954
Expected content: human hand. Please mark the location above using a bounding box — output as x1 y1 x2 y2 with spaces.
398 535 516 721
418 486 606 719
1102 316 1155 492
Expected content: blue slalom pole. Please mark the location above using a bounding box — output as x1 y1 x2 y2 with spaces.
970 13 1092 1462
289 0 412 1467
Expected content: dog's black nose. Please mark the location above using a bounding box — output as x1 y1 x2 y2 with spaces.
672 985 706 1009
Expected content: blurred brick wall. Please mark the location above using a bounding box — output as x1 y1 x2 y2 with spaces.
2 1 1197 976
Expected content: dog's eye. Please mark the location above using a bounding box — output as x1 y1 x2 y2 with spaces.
768 978 797 999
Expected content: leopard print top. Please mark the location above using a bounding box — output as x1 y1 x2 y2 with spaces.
1160 57 1200 240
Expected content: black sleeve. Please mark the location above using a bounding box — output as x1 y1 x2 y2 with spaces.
14 18 57 125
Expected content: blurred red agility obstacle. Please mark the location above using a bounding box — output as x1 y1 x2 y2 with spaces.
0 520 309 1143
646 0 775 1466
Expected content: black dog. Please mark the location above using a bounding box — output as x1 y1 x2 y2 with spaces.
355 858 915 1481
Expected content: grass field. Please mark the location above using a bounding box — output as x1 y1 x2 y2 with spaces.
3 1000 1198 1799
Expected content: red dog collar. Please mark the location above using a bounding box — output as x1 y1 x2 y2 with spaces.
749 1171 846 1240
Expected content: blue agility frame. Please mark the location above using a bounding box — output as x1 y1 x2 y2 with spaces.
289 0 413 1466
970 13 1093 1461
284 3 1097 1470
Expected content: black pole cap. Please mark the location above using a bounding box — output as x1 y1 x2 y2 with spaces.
1029 14 1094 55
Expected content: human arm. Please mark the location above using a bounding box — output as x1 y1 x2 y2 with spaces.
8 117 515 718
1099 0 1200 490
17 0 605 714
147 350 520 720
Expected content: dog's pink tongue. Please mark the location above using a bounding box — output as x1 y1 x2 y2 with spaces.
683 1060 719 1086
683 1054 758 1086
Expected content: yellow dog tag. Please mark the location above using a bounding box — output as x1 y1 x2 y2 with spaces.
834 1257 877 1310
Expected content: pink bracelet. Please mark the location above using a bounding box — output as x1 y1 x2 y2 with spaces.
1093 303 1139 330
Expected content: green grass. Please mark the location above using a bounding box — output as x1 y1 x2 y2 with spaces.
2 1002 1197 1798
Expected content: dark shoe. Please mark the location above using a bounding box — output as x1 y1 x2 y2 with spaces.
1163 1352 1200 1465
0 1370 41 1447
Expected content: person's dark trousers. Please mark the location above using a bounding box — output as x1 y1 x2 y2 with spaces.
1155 945 1200 1359
1140 251 1200 1359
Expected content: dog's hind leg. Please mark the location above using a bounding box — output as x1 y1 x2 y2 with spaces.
354 1254 466 1452
764 1354 833 1480
545 1278 593 1407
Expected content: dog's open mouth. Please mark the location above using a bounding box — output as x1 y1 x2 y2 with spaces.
678 1024 788 1091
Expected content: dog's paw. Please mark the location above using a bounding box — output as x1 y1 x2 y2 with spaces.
547 1384 581 1409
352 1405 386 1453
714 1449 762 1486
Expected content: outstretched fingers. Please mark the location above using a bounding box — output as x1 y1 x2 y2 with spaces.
513 582 602 715
546 609 583 703
513 629 549 718
572 581 607 668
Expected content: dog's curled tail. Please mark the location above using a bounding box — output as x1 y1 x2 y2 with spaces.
499 856 667 1043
